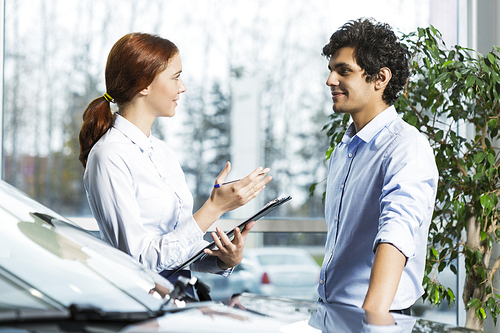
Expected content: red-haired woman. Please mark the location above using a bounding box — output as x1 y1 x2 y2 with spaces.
79 33 271 289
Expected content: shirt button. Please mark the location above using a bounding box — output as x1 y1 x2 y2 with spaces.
348 153 353 158
320 279 324 284
340 184 344 189
162 176 167 182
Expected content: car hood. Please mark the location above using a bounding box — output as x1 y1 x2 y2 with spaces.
230 294 479 333
0 180 169 317
120 301 319 333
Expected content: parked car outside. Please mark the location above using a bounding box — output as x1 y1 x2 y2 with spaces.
194 247 320 301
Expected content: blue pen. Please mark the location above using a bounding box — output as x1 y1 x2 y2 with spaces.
214 172 266 188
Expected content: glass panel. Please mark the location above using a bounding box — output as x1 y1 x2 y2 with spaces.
2 0 433 218
0 273 57 311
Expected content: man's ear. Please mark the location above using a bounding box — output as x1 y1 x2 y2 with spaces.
375 67 392 91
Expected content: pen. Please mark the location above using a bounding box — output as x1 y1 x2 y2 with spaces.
214 172 266 188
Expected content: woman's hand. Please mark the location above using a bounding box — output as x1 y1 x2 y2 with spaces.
203 221 256 269
194 162 271 232
210 162 271 213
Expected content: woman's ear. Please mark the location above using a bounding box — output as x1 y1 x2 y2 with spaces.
375 67 392 90
139 85 150 96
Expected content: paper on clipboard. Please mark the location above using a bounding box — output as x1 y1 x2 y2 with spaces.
165 195 292 277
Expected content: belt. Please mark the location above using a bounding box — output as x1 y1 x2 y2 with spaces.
389 307 411 315
318 298 411 316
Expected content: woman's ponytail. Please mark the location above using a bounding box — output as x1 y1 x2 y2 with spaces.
78 97 115 168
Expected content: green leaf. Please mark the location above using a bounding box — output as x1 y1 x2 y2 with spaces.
467 298 480 309
325 147 334 160
488 53 497 66
474 152 487 164
448 289 455 303
431 247 438 259
466 75 476 88
407 115 418 127
309 183 317 198
488 119 497 130
487 296 496 309
478 266 486 280
480 307 487 319
442 60 453 68
481 194 493 209
435 130 444 142
488 153 496 166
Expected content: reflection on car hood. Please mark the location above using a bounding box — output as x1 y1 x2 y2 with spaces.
120 301 319 333
234 294 481 333
0 180 170 317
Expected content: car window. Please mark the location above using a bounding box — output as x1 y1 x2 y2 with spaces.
0 272 59 311
257 254 314 266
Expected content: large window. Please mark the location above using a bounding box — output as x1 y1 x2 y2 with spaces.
1 0 434 218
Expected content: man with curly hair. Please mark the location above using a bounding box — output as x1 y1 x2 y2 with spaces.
313 18 438 327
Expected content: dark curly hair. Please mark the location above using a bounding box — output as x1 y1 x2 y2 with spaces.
322 18 409 105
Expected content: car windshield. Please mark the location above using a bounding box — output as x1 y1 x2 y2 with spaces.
257 254 314 266
0 181 170 318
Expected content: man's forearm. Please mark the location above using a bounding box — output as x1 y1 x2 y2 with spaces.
362 242 406 325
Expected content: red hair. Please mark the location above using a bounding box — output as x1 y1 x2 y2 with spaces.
78 33 178 168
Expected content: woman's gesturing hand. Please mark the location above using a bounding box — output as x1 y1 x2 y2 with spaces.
210 162 271 213
203 221 256 269
193 162 271 232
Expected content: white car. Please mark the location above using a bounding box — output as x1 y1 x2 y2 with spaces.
0 180 318 333
194 247 320 301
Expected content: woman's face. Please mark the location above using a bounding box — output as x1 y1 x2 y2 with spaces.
145 53 187 118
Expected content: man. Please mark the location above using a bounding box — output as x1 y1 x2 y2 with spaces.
313 18 438 327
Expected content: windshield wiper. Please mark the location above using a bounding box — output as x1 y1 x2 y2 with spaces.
0 304 159 325
0 308 70 323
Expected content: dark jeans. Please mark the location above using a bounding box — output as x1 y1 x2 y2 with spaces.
160 270 194 296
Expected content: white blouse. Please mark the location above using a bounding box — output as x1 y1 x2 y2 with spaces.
84 115 222 274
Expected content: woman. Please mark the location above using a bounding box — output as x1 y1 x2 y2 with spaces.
79 33 271 287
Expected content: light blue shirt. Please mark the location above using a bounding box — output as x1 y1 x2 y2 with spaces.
84 115 227 275
318 106 438 310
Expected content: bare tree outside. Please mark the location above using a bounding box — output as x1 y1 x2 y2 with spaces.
2 0 432 220
2 0 339 218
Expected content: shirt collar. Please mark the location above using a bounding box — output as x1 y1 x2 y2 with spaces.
341 105 398 144
113 114 153 152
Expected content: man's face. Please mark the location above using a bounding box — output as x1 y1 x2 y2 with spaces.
326 47 378 116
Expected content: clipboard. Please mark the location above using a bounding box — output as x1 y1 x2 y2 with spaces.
165 195 292 277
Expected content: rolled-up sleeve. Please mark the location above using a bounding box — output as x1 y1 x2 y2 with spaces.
374 131 438 261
